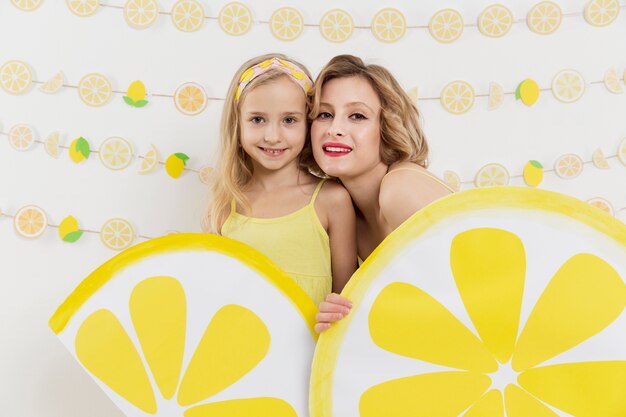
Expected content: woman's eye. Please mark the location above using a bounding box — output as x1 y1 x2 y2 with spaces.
317 112 333 120
350 113 366 120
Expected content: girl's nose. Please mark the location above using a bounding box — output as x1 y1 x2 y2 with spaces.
264 125 280 144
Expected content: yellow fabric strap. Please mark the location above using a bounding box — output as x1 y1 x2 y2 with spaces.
382 167 455 193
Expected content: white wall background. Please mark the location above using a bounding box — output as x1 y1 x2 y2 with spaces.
0 1 625 416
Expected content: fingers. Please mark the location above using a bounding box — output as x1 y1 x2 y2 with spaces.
325 293 353 308
315 312 345 323
314 293 353 333
318 301 351 315
314 322 331 333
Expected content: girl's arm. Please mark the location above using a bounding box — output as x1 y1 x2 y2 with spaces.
314 181 358 333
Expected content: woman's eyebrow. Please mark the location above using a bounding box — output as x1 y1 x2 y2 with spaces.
346 101 376 113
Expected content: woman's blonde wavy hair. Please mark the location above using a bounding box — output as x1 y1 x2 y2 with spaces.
203 53 315 233
307 54 429 174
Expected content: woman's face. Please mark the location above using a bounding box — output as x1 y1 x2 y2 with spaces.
311 76 385 180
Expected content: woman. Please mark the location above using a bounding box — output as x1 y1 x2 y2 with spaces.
308 55 454 332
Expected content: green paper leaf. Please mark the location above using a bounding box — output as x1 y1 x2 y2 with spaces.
63 230 84 243
134 100 149 108
530 160 543 169
76 137 91 159
175 153 190 164
515 83 522 100
123 96 136 106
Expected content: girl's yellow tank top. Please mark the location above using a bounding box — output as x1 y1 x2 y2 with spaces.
221 180 332 305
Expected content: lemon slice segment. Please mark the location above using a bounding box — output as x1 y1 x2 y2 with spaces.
100 218 135 251
78 73 112 107
8 124 35 151
604 68 624 94
475 163 510 187
587 197 614 216
441 80 475 115
320 9 354 43
138 144 160 174
14 205 47 238
592 148 610 169
527 2 562 35
124 0 159 29
488 82 505 110
171 0 205 32
99 137 133 171
11 0 43 11
39 71 65 93
45 132 61 158
552 69 585 103
371 8 406 43
269 7 304 41
554 153 583 179
219 2 253 36
66 0 99 17
584 0 620 26
429 9 464 43
478 4 514 38
0 60 32 95
174 82 208 116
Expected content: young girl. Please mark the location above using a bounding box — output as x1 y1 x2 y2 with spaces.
204 54 357 306
309 54 454 331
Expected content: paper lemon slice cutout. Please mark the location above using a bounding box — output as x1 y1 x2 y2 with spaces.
475 163 510 187
584 0 620 26
441 80 475 115
443 170 461 192
320 9 354 43
554 153 583 179
371 8 406 43
99 137 133 171
45 132 61 158
11 0 43 11
14 205 47 238
171 0 205 32
0 60 32 95
198 165 215 185
592 148 610 169
429 9 464 44
527 1 562 35
604 68 624 94
39 71 65 93
78 73 112 107
174 82 207 115
8 124 35 151
100 218 135 251
124 0 159 29
269 7 304 41
67 0 99 17
219 2 252 36
552 69 585 103
488 82 505 110
478 4 513 38
618 138 626 166
49 233 316 417
587 197 614 216
138 144 160 174
406 87 418 105
310 187 626 417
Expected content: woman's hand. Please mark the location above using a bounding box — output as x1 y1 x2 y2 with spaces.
314 293 352 333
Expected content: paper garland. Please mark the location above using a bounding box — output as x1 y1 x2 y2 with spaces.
3 60 625 115
0 123 216 184
8 1 624 43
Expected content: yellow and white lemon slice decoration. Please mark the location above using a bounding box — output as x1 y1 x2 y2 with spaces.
488 82 505 110
592 148 610 169
124 0 159 29
527 1 562 35
0 60 32 95
14 205 47 239
478 4 513 38
67 0 99 17
429 9 464 44
311 187 626 417
269 7 304 41
11 0 43 11
618 138 626 166
8 124 35 151
138 144 160 174
39 71 65 93
441 80 475 115
45 131 61 158
49 234 316 417
554 153 583 179
443 170 461 192
320 9 354 43
174 82 208 116
406 87 418 106
604 67 624 94
198 165 215 185
587 197 614 216
551 69 585 103
78 73 112 107
99 137 133 171
475 163 510 187
100 218 135 251
584 0 620 26
219 2 252 36
371 8 406 43
171 0 205 33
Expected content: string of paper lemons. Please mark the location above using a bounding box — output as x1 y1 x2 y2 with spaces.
9 0 624 43
442 138 626 218
0 122 216 183
2 60 624 115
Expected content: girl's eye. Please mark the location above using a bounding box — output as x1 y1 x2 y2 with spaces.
317 112 333 120
350 113 367 120
251 116 264 124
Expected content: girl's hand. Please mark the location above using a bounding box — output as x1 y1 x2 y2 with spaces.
314 293 352 333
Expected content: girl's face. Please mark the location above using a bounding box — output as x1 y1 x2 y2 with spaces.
311 76 384 180
239 76 307 174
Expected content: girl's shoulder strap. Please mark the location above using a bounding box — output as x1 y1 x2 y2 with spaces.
309 179 328 205
383 165 455 193
229 199 237 213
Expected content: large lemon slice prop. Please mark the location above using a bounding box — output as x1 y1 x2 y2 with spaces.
311 187 626 417
50 234 317 417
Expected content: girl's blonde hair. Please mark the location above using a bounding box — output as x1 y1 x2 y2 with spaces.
204 53 314 233
308 54 429 172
